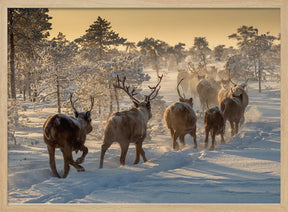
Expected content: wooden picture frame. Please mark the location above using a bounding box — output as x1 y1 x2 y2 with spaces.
1 0 287 211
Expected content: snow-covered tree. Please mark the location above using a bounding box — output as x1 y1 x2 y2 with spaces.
8 99 29 145
213 45 225 61
137 37 169 77
8 8 52 99
124 42 137 54
75 16 127 61
73 55 150 117
167 42 186 65
192 37 211 70
40 33 78 113
229 25 277 92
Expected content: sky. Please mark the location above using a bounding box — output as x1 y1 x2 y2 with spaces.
48 8 280 49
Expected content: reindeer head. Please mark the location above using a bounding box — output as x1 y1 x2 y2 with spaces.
114 75 163 120
230 78 249 97
70 93 94 134
177 78 193 107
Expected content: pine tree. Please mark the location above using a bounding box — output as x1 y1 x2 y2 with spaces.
192 37 210 70
75 16 127 61
229 25 276 92
213 45 225 61
167 43 186 65
137 37 169 76
8 8 52 99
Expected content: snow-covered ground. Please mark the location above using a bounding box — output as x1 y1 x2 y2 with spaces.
8 68 280 204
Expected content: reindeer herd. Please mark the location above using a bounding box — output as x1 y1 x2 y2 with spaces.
43 67 249 178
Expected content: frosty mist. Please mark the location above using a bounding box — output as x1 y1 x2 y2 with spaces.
7 9 280 203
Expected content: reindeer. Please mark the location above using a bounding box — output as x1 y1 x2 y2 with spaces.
204 106 225 150
176 63 205 98
197 78 221 112
164 78 197 150
220 93 243 136
99 75 163 168
43 94 94 178
218 78 249 125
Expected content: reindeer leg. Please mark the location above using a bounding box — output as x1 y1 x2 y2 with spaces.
99 142 112 169
172 131 180 150
120 142 129 166
139 146 147 163
235 122 239 135
135 140 147 164
229 120 234 136
47 145 61 178
76 145 88 164
62 147 85 178
204 127 209 149
168 128 178 150
179 134 185 146
210 130 216 151
61 148 71 178
134 142 140 164
190 128 197 149
221 133 225 144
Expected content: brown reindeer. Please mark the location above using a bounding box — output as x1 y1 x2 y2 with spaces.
204 106 225 150
164 78 197 150
218 78 249 125
220 92 243 136
99 75 163 168
197 78 221 112
43 94 94 178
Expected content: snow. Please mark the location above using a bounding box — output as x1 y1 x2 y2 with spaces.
8 68 280 204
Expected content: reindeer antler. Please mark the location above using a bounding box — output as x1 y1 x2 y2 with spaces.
114 75 140 104
188 62 199 74
89 96 94 112
245 77 249 84
145 74 163 102
177 78 186 100
230 78 237 86
70 93 79 113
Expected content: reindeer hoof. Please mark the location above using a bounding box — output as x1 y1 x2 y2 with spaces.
76 157 84 164
173 144 180 151
77 166 85 172
77 168 85 172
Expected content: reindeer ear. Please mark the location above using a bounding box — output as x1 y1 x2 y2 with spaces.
146 101 151 110
74 111 79 117
86 111 91 118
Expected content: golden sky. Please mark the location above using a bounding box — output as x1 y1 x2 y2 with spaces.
48 9 280 49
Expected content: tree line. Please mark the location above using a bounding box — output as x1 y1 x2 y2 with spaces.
8 8 280 114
